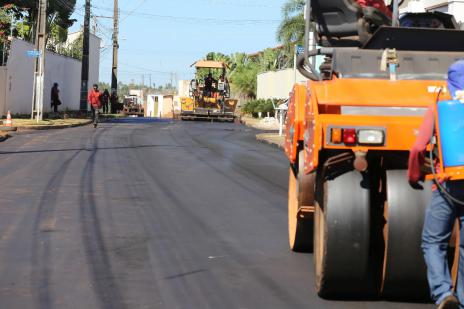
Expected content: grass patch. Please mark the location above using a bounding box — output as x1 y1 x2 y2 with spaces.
11 119 91 127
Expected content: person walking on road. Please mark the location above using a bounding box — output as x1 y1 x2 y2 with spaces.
88 84 102 128
408 60 464 309
51 83 61 113
101 89 110 114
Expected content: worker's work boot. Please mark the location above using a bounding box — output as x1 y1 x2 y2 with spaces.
437 295 459 309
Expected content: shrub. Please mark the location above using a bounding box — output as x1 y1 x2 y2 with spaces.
242 99 281 117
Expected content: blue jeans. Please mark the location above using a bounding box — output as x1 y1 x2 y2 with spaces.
422 181 464 306
92 107 100 126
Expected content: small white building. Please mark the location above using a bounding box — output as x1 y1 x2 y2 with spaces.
146 95 179 118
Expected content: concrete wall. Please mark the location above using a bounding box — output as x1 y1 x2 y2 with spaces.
146 95 180 117
401 0 464 23
146 95 162 117
161 96 174 118
257 69 308 100
0 67 6 115
88 34 101 92
177 80 190 97
3 36 100 116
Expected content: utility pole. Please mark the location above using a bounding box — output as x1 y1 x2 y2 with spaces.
79 0 91 111
31 0 47 122
111 0 119 94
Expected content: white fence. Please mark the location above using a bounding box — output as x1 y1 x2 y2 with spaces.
0 36 100 116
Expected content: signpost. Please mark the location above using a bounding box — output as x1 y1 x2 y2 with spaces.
26 50 42 58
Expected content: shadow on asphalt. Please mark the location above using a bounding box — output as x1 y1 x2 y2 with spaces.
104 117 173 124
0 144 208 155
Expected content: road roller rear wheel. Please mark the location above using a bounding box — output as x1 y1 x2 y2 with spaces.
382 170 431 300
288 151 315 252
314 170 371 298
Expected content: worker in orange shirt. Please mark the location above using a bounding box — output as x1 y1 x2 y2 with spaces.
88 84 102 128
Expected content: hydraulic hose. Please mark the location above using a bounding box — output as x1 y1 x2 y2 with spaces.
429 88 464 205
297 53 320 81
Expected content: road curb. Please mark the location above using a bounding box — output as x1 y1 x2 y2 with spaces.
0 126 18 132
256 133 284 150
241 116 280 132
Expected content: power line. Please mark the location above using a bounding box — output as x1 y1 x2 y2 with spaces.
120 0 148 23
89 5 280 25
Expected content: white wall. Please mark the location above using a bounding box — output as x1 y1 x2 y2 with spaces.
67 32 101 89
0 67 6 115
257 69 308 100
177 80 190 97
88 33 101 92
4 36 100 116
146 95 164 117
401 0 464 23
448 1 464 24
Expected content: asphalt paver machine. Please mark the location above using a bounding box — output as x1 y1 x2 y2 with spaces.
285 0 464 300
181 60 237 121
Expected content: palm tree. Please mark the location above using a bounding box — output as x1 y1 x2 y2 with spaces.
276 0 305 49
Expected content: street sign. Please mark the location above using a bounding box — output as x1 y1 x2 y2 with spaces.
296 45 305 55
26 50 42 58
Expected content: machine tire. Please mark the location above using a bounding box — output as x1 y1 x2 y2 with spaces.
382 170 431 300
288 151 315 252
315 170 371 298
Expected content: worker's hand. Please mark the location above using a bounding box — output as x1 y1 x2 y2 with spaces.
409 181 424 190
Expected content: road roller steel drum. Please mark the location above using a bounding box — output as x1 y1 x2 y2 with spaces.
436 100 464 180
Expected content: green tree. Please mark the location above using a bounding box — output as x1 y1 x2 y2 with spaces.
228 52 260 99
276 0 305 50
1 1 76 43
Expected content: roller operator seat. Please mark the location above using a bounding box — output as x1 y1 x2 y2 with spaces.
311 0 392 46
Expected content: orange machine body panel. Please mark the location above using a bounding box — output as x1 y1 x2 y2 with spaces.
284 84 308 164
284 76 450 174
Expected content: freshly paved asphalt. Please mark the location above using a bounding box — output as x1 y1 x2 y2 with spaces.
0 119 433 309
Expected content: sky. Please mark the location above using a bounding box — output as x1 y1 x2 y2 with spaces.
70 0 288 87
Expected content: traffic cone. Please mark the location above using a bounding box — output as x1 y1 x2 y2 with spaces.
5 111 12 127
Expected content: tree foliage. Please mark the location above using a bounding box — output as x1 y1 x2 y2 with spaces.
276 0 305 51
242 99 281 117
0 1 76 44
196 1 305 100
201 48 290 100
